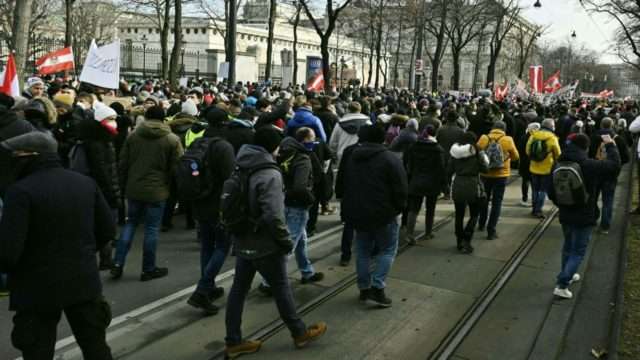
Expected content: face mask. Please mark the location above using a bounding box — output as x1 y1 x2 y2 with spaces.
304 141 318 151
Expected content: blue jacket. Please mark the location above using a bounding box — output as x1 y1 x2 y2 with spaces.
286 107 327 142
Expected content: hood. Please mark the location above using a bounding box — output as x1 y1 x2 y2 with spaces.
488 129 506 139
236 144 277 169
168 113 196 134
559 143 588 163
136 120 172 139
450 143 477 159
289 108 315 126
339 113 370 135
352 143 387 162
390 114 409 126
531 128 556 141
190 121 209 134
279 136 307 154
415 138 441 149
33 97 58 126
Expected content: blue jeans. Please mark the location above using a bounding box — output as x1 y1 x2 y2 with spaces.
196 221 231 296
597 182 616 229
225 254 306 345
556 224 593 289
285 206 315 279
479 177 507 234
531 174 551 214
114 199 165 273
355 219 399 290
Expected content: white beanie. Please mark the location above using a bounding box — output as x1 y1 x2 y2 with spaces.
526 122 541 133
181 99 198 116
26 77 44 89
94 102 117 122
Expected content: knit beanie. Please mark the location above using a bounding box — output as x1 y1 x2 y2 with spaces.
358 125 385 144
181 99 198 116
145 105 166 121
571 133 590 150
205 107 229 125
407 118 419 130
94 103 118 122
53 93 74 111
0 132 58 154
254 127 282 153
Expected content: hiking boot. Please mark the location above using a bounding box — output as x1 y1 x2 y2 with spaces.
209 286 225 301
424 232 435 240
359 289 369 302
407 236 417 245
301 272 324 284
367 287 392 307
532 212 546 219
140 267 169 282
294 322 328 348
257 283 272 297
224 340 262 359
187 292 219 316
110 264 123 279
553 287 573 299
339 257 350 267
487 232 498 240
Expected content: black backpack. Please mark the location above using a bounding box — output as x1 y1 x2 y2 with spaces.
552 161 588 206
220 164 280 235
176 137 221 201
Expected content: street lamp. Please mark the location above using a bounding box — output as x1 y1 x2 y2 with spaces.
571 30 577 38
141 34 148 79
180 37 187 77
533 0 541 8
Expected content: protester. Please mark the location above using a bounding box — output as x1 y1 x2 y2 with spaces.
287 96 327 142
526 118 561 218
329 101 371 167
22 77 46 99
517 122 540 207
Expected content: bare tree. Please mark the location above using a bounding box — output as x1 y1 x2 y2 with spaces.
511 23 546 79
65 0 75 47
265 0 277 81
423 0 449 92
290 1 302 86
300 0 354 92
485 0 520 87
168 0 182 86
201 0 244 84
11 0 32 79
373 0 386 89
70 1 121 67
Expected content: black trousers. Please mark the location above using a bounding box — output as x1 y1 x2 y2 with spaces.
407 194 438 234
454 200 481 242
12 297 113 360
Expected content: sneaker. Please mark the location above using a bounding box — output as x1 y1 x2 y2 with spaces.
570 273 581 284
321 206 336 215
359 289 369 302
224 340 262 359
110 264 123 279
553 287 573 299
293 322 328 348
459 244 474 254
519 200 530 207
339 257 350 267
257 283 272 297
367 287 392 307
140 267 169 282
407 236 417 245
209 286 225 301
301 272 324 284
487 232 498 240
187 292 219 316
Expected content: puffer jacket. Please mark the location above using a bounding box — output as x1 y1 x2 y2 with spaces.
167 113 197 148
231 145 292 259
119 120 183 202
286 107 327 142
405 138 446 196
389 127 418 154
192 137 235 222
526 128 561 175
476 129 519 178
329 112 371 166
436 123 465 155
278 137 315 208
449 143 489 203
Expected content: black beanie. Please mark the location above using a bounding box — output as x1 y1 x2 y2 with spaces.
358 124 385 144
145 106 165 121
572 133 590 150
205 107 229 125
110 101 125 116
254 127 282 153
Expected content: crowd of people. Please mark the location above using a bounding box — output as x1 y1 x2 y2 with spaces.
0 74 636 359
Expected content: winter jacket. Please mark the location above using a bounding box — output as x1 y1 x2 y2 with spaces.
517 132 532 178
278 137 315 208
0 109 34 141
449 144 489 203
225 119 255 154
526 128 561 175
167 113 197 148
389 127 418 154
315 108 339 139
405 138 446 196
77 119 121 208
337 142 408 231
329 112 371 166
549 142 620 226
192 137 235 222
255 102 290 130
419 114 442 132
476 129 519 178
588 128 630 167
0 154 114 311
231 145 292 259
286 107 327 142
119 120 183 203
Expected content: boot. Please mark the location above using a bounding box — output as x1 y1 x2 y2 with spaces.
406 212 418 245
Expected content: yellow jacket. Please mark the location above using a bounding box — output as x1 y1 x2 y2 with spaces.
526 129 561 175
477 129 520 178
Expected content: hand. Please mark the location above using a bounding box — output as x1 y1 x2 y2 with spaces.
601 134 614 144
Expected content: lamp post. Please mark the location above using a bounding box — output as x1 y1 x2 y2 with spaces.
141 34 148 79
180 38 187 77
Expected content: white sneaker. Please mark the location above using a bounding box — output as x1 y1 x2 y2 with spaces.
519 200 530 207
553 287 573 299
570 273 581 284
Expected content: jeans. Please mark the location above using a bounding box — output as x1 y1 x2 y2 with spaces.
196 221 231 295
225 254 306 345
355 219 400 290
341 222 355 261
11 298 112 360
478 177 507 235
285 207 315 279
114 199 165 273
597 182 616 229
454 201 481 241
556 224 593 288
531 174 551 214
407 195 438 234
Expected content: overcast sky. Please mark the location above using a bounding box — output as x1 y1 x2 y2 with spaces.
519 0 621 63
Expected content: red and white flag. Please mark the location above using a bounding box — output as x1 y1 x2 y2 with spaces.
598 89 614 98
0 53 20 98
543 70 561 94
36 47 75 75
529 65 543 94
494 83 509 101
307 73 324 92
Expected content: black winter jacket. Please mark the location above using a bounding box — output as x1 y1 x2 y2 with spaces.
278 137 315 208
405 139 446 196
0 155 115 311
225 119 255 154
192 137 235 222
449 144 489 203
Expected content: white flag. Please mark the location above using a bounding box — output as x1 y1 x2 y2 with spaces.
80 39 120 89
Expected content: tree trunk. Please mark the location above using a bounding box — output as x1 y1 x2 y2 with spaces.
321 36 331 92
392 22 403 88
169 0 182 87
486 56 497 88
292 3 301 86
265 0 277 82
472 31 484 92
65 0 74 48
12 0 33 83
227 0 237 86
161 2 170 79
374 16 383 89
452 47 460 91
367 22 374 86
430 57 441 93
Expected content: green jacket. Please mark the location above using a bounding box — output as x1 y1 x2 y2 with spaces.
119 120 183 203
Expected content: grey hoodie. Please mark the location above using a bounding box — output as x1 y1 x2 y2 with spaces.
329 112 371 166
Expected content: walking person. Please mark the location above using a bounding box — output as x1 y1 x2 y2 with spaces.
404 125 446 243
339 125 408 307
527 118 561 218
437 111 465 198
548 133 620 298
517 122 540 207
476 121 519 240
111 106 183 281
0 132 115 359
223 127 327 358
449 132 489 254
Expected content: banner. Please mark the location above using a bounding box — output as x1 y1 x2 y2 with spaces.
80 39 120 89
0 53 19 97
543 70 561 94
494 83 509 101
306 56 324 92
529 65 543 94
36 47 75 75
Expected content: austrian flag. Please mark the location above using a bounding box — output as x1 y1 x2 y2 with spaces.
36 47 75 75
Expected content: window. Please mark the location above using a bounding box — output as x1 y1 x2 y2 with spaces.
241 34 245 39
134 28 138 34
156 28 160 34
127 28 131 33
202 28 207 34
186 28 190 34
148 28 152 34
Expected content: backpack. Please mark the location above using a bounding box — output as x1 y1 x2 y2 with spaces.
529 138 548 162
220 164 280 235
69 141 91 175
176 137 221 201
485 135 505 169
552 161 588 206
